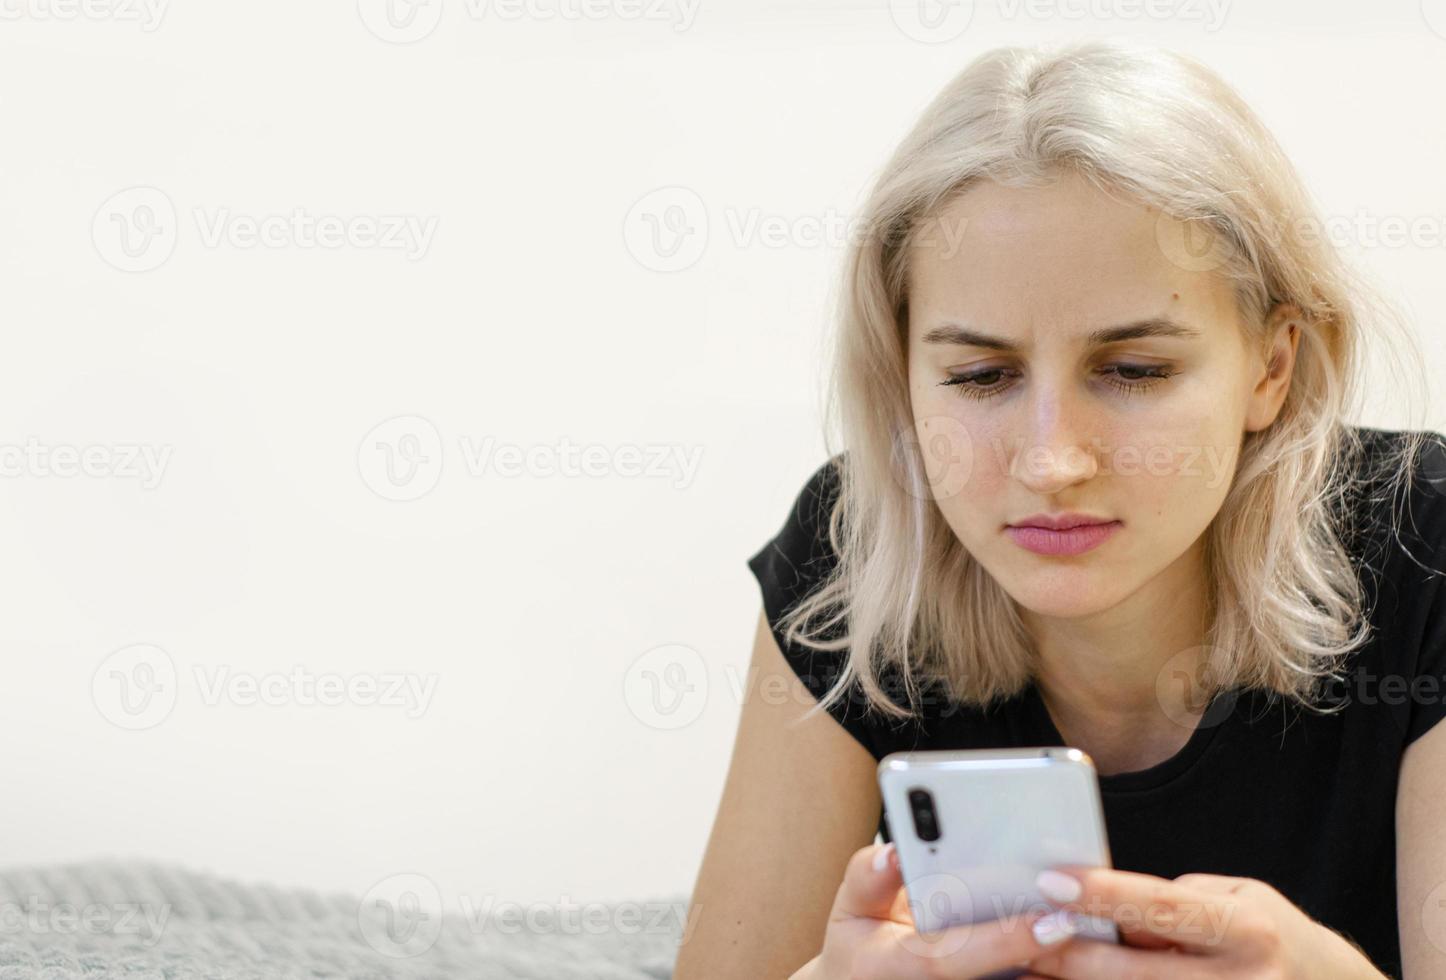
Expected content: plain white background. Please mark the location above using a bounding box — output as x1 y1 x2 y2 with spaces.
1 0 1443 916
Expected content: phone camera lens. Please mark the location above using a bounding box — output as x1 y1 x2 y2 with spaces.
908 787 940 842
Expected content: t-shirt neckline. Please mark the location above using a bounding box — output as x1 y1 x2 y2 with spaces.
1021 680 1239 794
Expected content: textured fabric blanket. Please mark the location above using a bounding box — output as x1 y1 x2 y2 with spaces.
0 862 688 979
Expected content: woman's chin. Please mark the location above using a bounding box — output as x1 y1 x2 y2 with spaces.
999 573 1125 621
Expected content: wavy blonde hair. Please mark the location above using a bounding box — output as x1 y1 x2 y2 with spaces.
779 38 1436 726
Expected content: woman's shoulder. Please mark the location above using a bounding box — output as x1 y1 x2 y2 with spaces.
1339 424 1446 575
1337 426 1446 746
746 452 847 605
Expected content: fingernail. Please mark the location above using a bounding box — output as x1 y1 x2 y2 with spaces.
1036 869 1082 902
872 843 896 873
1031 908 1079 946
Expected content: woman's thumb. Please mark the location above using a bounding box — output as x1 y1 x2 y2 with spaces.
834 842 904 921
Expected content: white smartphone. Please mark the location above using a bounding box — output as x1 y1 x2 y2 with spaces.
878 748 1121 954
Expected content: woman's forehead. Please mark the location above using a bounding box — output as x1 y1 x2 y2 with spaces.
906 178 1237 337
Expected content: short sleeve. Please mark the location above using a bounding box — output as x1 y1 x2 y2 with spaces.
1390 431 1446 746
746 454 880 759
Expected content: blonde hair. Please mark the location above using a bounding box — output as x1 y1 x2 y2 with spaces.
780 38 1436 725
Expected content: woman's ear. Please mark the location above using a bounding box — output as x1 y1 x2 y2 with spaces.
1243 303 1304 433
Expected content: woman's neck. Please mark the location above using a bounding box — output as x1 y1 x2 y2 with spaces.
1024 537 1213 749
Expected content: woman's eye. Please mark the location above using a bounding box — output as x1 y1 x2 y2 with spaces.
938 368 1014 399
937 364 1175 401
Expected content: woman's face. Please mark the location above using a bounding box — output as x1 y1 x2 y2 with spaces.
905 171 1298 620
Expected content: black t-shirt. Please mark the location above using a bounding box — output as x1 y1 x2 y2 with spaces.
747 425 1446 979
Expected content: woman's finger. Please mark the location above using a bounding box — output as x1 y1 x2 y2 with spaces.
853 906 1088 978
832 843 911 924
1172 872 1250 894
1036 866 1238 951
1026 932 1237 980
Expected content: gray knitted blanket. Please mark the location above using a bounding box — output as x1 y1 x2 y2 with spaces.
0 862 688 979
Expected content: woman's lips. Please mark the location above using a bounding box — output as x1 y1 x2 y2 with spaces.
1004 521 1122 556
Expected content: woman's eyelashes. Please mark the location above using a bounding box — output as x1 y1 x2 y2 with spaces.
937 363 1177 401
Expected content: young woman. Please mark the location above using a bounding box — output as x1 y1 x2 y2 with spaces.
676 39 1446 980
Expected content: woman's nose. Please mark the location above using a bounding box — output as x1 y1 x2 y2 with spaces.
1010 391 1099 493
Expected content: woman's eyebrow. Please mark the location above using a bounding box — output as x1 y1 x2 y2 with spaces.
920 317 1204 351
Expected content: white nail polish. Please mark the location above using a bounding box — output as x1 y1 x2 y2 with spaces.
1032 908 1079 946
872 843 895 872
1036 869 1082 902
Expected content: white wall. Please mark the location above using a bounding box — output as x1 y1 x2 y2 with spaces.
0 0 1442 914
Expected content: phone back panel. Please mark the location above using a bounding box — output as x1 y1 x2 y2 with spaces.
878 747 1118 945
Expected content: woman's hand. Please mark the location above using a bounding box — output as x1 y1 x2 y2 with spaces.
794 842 1087 979
1017 867 1386 979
